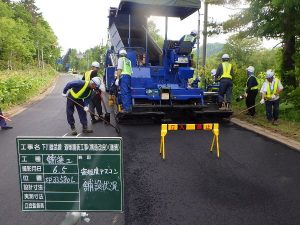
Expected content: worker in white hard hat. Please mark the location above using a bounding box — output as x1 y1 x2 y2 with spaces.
116 49 133 112
179 30 198 47
62 76 101 135
82 61 103 123
82 61 100 82
215 53 234 110
244 66 259 116
260 70 283 125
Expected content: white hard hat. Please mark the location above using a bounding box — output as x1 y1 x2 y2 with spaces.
246 66 255 73
119 49 127 56
222 54 230 59
91 61 100 68
90 77 101 88
191 30 197 35
211 69 217 76
266 70 274 79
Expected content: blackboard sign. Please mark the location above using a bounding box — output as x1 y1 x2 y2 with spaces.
16 137 123 212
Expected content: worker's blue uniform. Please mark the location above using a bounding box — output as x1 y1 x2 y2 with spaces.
215 62 234 104
117 56 133 112
63 80 92 127
0 108 7 127
0 108 12 129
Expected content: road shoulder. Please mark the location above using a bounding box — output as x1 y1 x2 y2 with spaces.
231 117 300 152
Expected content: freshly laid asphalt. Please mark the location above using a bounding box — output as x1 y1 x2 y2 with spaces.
0 74 299 225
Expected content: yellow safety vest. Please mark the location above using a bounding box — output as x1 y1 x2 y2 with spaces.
246 75 258 90
266 78 279 100
84 70 92 82
121 57 132 75
183 34 196 43
70 81 92 99
220 62 232 79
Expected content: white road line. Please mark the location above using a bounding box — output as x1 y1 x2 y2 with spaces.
76 133 82 137
62 133 69 137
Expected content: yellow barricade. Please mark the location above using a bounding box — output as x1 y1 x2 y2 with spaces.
160 123 220 160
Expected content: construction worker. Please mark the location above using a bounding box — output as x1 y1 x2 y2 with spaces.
82 61 102 123
116 49 133 112
82 61 100 81
0 108 12 130
215 54 234 110
260 70 283 125
179 30 197 46
62 77 101 135
244 66 259 116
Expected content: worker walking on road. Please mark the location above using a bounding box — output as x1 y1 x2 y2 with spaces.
244 66 259 116
116 49 133 112
62 77 101 135
215 54 234 110
260 70 283 125
0 108 12 130
82 61 103 123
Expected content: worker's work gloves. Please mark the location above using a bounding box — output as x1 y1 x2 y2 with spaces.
115 79 119 86
62 90 69 97
271 94 276 100
260 99 265 104
83 106 89 112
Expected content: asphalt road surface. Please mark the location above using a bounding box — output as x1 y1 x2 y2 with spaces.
0 74 299 225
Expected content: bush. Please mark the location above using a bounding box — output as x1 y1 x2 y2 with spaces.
0 67 57 109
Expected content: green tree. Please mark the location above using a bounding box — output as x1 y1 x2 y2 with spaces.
223 34 261 68
147 20 164 48
218 0 300 87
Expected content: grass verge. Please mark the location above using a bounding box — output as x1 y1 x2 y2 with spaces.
233 104 300 143
0 66 58 110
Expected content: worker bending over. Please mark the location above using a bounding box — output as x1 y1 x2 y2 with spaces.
82 61 103 123
179 30 197 47
260 70 283 125
116 49 133 113
244 66 259 117
62 77 101 135
215 54 234 110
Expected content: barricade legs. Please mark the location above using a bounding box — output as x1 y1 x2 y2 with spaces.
160 123 220 160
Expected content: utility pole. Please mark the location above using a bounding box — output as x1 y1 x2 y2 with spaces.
196 9 200 76
202 1 208 67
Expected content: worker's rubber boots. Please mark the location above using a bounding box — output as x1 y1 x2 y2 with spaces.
1 126 13 130
226 103 231 111
82 125 93 133
219 102 226 111
70 124 77 136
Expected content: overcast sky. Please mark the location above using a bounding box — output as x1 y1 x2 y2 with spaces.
34 0 277 55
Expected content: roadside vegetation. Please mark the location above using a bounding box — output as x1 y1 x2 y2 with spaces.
0 0 60 111
0 67 57 110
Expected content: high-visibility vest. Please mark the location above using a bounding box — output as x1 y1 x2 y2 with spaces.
121 57 132 75
84 70 92 82
266 78 279 100
220 62 232 79
183 34 196 43
246 75 259 90
70 81 92 99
